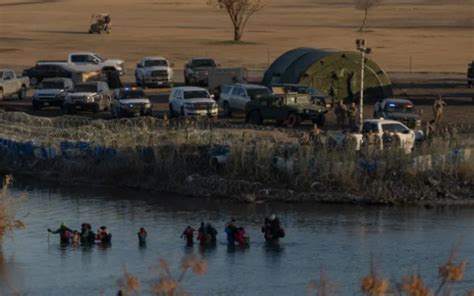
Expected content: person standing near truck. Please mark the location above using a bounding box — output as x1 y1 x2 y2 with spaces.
433 95 446 125
334 100 348 130
348 102 358 131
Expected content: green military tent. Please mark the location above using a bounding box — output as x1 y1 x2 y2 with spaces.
262 48 392 103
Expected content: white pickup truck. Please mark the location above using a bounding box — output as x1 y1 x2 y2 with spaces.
37 52 125 75
329 119 417 153
135 56 174 88
0 69 30 101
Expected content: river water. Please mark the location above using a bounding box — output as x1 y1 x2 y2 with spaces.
2 181 474 295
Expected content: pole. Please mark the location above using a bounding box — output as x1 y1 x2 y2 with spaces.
359 51 365 132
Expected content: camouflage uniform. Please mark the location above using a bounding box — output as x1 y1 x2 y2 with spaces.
382 130 394 150
334 101 348 130
363 130 376 155
309 125 327 148
347 102 358 131
433 95 446 125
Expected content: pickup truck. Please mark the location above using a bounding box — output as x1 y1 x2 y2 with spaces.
0 69 30 101
32 78 74 110
37 52 125 75
64 81 112 113
184 57 217 86
329 119 417 153
135 56 174 88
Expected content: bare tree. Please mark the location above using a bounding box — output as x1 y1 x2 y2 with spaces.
354 0 381 32
207 0 265 41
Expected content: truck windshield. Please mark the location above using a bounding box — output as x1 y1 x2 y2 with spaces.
247 88 271 100
41 81 65 89
121 90 146 99
384 102 416 114
190 60 215 68
286 95 310 104
184 91 210 99
382 123 409 133
73 85 98 92
145 60 168 67
93 54 105 62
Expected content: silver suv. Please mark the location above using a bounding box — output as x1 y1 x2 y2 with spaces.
219 84 272 117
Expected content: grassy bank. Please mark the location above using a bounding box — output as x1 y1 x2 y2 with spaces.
0 111 472 205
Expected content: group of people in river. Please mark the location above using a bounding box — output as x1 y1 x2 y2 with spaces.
48 223 112 245
49 215 285 248
183 215 285 248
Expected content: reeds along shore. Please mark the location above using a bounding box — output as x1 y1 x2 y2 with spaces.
0 112 472 204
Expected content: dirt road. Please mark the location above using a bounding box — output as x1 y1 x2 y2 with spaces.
0 71 472 130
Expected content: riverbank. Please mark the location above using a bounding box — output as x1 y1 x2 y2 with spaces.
0 111 472 206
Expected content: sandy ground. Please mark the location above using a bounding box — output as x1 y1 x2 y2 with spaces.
0 0 473 128
0 0 473 73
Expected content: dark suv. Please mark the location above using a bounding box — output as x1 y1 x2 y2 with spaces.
22 63 74 86
183 58 217 86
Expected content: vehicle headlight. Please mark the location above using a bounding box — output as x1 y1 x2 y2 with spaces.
184 102 194 109
87 95 95 103
145 103 151 108
145 71 152 77
212 102 218 108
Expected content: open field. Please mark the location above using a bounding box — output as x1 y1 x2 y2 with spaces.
0 0 473 74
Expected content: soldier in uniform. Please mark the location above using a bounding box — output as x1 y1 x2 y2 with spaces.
382 130 393 150
363 130 376 155
425 120 436 145
433 95 446 125
334 100 348 130
347 102 358 132
373 131 382 152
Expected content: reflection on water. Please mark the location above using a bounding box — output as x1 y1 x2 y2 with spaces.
2 179 474 295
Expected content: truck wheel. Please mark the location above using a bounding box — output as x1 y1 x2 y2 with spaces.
0 89 3 101
181 107 185 117
286 113 301 128
93 104 100 113
184 76 189 85
18 86 26 100
248 111 263 125
223 101 232 117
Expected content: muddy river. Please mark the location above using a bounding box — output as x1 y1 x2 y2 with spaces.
2 181 474 295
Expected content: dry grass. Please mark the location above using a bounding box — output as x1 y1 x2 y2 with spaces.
306 248 471 296
117 254 207 296
0 112 472 204
0 175 24 247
